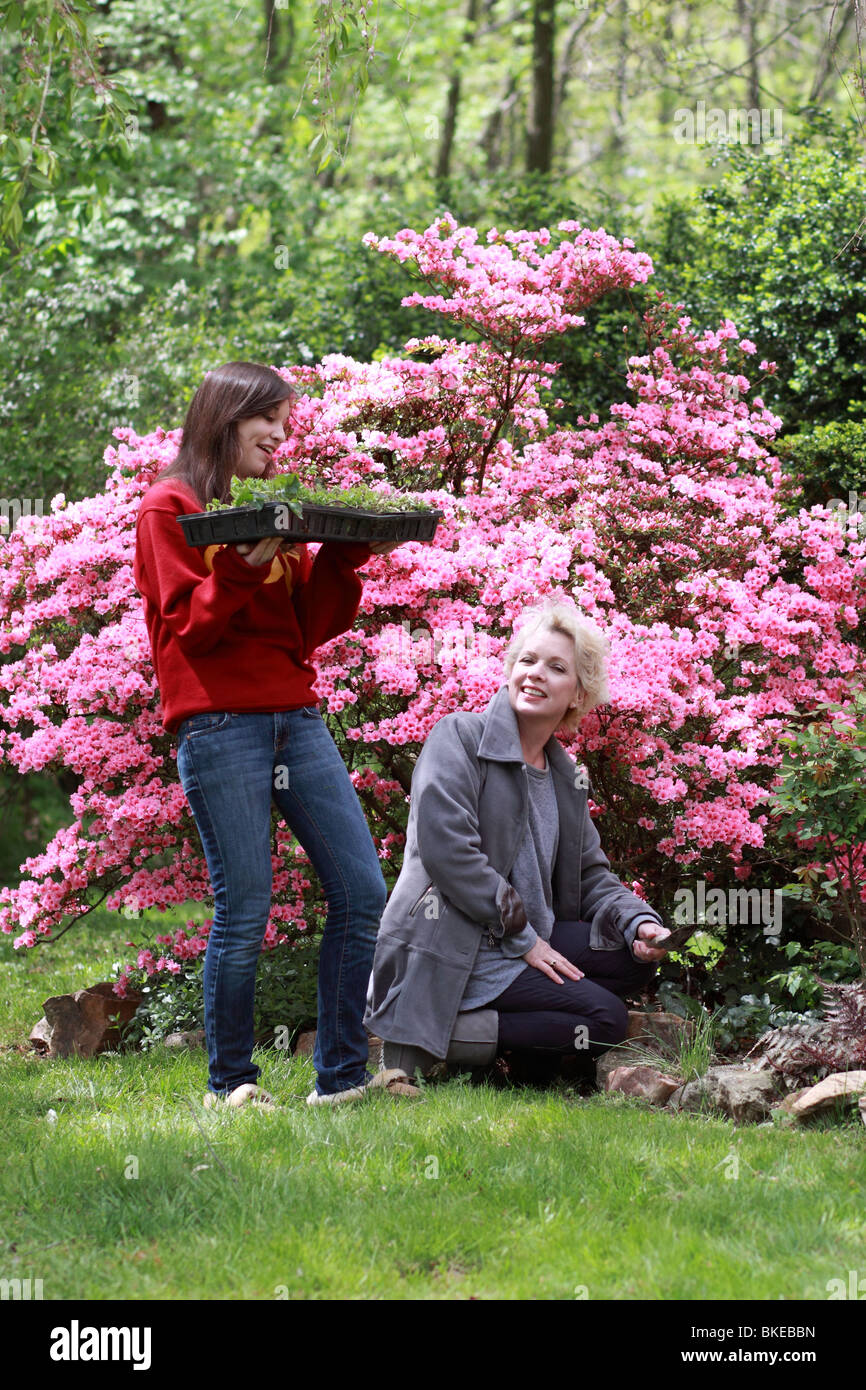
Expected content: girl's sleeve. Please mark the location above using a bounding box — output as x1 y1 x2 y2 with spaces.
134 504 273 656
292 540 373 657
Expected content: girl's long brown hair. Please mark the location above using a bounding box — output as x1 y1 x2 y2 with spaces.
157 362 298 509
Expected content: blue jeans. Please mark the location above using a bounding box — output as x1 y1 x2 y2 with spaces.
175 707 387 1096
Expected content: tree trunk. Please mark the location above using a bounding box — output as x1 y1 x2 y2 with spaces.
607 0 628 168
555 9 595 120
810 0 855 103
655 6 677 130
855 0 866 110
736 0 762 114
436 0 481 183
263 0 295 79
480 73 519 174
527 0 556 173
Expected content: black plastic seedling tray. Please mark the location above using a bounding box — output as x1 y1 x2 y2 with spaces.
177 501 444 547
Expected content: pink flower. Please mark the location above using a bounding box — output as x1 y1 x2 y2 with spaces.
0 220 861 970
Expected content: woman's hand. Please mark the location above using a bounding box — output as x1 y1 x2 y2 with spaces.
235 537 400 565
523 939 584 984
233 536 285 567
631 919 671 963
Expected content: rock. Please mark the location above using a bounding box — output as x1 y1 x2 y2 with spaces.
860 1096 866 1128
595 1025 689 1086
776 1086 813 1115
605 1064 682 1106
595 1046 642 1087
668 1065 780 1123
784 1070 866 1120
294 1029 383 1067
384 1079 422 1097
626 1010 694 1049
40 983 142 1058
163 1029 206 1050
29 1017 53 1054
293 1030 317 1056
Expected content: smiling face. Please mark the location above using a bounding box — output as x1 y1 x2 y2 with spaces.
507 625 582 734
234 397 295 480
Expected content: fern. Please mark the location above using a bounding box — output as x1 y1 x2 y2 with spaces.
746 979 866 1079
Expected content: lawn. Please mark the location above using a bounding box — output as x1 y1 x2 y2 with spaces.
1 912 863 1302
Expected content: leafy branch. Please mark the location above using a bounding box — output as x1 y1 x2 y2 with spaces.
1 0 136 247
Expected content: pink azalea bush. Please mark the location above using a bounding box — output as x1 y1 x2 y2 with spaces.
1 212 864 1001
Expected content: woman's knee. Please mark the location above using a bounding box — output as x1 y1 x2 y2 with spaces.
588 991 629 1046
367 869 389 919
327 864 387 924
221 876 272 923
208 892 272 945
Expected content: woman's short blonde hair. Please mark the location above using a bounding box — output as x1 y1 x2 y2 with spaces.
503 600 611 732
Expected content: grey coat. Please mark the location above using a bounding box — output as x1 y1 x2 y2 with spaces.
364 683 663 1059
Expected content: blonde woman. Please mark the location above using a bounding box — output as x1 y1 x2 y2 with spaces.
365 600 670 1071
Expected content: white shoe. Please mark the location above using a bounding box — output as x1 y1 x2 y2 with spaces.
306 1068 421 1106
203 1083 277 1110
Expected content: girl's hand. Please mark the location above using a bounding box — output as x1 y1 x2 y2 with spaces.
233 537 284 567
236 537 400 564
523 939 584 984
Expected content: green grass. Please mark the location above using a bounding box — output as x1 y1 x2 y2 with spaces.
615 1005 723 1083
2 911 864 1301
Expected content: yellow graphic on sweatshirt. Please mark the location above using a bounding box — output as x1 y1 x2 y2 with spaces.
203 543 300 591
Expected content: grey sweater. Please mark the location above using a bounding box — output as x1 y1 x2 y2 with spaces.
459 755 558 1009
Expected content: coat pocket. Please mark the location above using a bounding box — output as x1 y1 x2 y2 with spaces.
367 931 410 1016
408 882 434 917
391 944 474 1047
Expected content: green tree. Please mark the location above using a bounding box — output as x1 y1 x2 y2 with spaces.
0 0 134 244
768 690 866 974
648 109 866 439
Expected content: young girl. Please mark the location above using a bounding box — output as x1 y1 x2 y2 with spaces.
134 361 410 1107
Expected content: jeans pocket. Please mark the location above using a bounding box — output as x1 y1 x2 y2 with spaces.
300 705 322 719
181 711 235 740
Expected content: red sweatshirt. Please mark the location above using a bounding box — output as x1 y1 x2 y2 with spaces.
133 478 373 733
